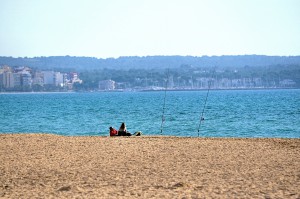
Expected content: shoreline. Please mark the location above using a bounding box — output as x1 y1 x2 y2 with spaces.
0 87 299 94
1 132 300 139
0 91 75 95
1 133 299 198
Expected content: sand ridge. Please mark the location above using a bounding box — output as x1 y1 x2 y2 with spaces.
0 134 299 198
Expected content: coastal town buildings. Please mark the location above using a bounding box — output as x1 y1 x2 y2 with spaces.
0 65 82 92
0 64 297 92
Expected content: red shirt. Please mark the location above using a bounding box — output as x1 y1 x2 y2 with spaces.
110 128 118 136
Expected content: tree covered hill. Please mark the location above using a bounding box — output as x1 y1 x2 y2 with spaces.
1 55 300 71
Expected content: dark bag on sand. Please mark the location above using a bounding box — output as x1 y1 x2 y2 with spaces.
126 132 132 136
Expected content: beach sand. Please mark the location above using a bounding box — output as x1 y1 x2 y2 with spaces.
0 134 299 198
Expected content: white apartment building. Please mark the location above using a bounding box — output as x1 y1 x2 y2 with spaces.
3 72 15 88
54 72 64 87
42 71 55 85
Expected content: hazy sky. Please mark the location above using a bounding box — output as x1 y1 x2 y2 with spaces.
1 0 299 58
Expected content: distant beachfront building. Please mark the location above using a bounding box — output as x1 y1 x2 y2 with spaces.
54 72 64 87
32 72 44 86
70 72 82 84
13 73 21 87
3 72 15 88
42 71 55 85
20 72 32 87
99 80 115 90
0 66 13 89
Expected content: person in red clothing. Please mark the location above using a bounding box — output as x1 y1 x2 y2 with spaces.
109 126 118 136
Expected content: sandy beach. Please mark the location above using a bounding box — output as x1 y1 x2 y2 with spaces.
0 134 299 198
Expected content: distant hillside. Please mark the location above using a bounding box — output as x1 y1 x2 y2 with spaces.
1 55 300 71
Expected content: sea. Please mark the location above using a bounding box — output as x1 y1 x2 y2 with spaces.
0 89 299 138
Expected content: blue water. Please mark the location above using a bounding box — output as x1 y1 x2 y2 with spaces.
0 89 299 138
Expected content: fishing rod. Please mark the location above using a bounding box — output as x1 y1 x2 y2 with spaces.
160 69 170 135
197 71 214 137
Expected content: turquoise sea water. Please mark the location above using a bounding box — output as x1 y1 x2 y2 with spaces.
0 89 299 138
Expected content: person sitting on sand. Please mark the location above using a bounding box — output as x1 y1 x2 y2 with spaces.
118 122 131 136
109 123 142 137
109 127 118 136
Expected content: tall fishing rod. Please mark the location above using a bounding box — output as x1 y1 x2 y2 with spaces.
197 71 214 137
160 69 170 135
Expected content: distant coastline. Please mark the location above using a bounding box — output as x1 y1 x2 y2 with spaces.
1 57 299 92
